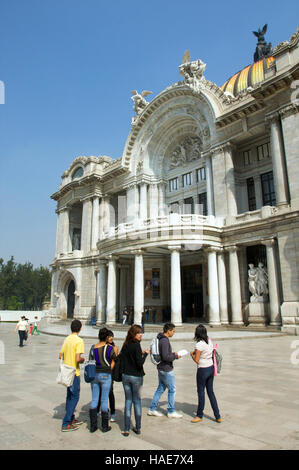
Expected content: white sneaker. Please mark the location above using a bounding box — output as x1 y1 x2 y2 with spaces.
147 409 163 417
167 411 183 418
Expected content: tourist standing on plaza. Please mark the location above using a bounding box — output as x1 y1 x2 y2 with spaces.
89 327 117 433
31 316 40 335
59 319 85 432
14 316 28 347
121 324 150 436
97 329 118 422
190 324 221 423
148 323 182 418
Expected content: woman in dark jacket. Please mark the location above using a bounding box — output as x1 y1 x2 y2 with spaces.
121 324 150 436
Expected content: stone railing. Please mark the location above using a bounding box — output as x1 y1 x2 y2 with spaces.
101 213 224 241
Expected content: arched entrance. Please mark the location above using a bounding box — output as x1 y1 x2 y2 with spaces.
67 280 75 318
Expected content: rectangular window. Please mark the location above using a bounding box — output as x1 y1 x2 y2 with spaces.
182 172 193 187
261 171 276 206
243 150 252 166
169 177 178 192
246 177 256 211
198 192 207 216
196 167 206 182
184 197 194 214
257 143 270 161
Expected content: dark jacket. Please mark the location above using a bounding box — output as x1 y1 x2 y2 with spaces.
157 332 178 372
121 341 148 377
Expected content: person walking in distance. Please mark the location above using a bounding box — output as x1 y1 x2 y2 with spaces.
148 323 182 418
190 324 221 423
14 316 28 347
31 316 40 335
59 319 85 432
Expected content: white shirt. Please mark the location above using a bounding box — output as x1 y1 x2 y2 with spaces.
17 320 27 331
195 338 213 368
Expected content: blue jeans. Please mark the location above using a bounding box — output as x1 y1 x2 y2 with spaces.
122 374 143 432
62 375 81 427
150 370 176 414
196 366 220 419
90 372 112 412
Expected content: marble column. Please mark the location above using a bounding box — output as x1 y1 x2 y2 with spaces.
149 183 159 219
133 250 145 325
119 265 128 312
205 155 215 216
158 182 166 216
227 245 243 325
268 113 289 206
56 208 69 255
103 196 111 235
81 198 93 252
253 174 263 210
99 197 105 240
169 245 182 325
91 196 100 250
217 249 229 324
224 144 238 217
206 247 221 326
262 239 282 326
139 183 148 220
127 184 139 223
96 260 107 324
106 255 117 325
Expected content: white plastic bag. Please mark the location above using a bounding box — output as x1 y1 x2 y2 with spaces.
56 358 76 387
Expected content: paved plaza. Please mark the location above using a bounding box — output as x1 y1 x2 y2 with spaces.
0 323 298 450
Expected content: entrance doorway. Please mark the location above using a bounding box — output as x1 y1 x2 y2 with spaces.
182 265 204 322
67 280 75 319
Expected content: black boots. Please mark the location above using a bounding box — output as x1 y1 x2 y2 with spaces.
89 408 98 433
101 411 111 433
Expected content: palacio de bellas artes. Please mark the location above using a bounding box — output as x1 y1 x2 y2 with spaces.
48 26 299 336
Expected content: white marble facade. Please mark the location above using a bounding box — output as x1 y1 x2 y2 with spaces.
49 29 299 334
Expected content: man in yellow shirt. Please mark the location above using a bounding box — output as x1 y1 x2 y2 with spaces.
59 319 85 432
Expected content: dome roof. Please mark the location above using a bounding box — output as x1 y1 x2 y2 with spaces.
221 57 275 96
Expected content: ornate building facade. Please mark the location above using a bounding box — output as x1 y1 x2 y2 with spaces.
49 28 299 334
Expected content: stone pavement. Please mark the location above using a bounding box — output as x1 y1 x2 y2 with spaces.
0 323 298 450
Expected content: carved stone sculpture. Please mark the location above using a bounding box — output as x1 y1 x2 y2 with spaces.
179 55 206 93
248 262 268 302
131 90 153 115
169 136 202 168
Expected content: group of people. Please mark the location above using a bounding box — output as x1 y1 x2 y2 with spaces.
59 319 221 434
14 315 40 346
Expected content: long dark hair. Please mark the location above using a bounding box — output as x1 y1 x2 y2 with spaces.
123 324 142 347
194 324 209 344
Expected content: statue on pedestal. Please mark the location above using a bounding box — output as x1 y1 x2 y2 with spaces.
248 262 268 302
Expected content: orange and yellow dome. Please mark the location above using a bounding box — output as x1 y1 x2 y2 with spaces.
221 57 275 96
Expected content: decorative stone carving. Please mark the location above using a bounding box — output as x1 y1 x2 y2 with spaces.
179 56 206 93
131 90 153 116
248 262 268 302
169 136 202 168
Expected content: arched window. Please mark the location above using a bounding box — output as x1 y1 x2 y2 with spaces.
72 167 84 180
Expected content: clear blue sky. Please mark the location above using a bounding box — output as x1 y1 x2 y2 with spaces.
0 0 298 268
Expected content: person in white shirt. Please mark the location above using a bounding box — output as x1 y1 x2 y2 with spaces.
190 324 221 423
14 316 29 347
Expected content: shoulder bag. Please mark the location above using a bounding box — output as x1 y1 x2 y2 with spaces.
84 345 97 383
